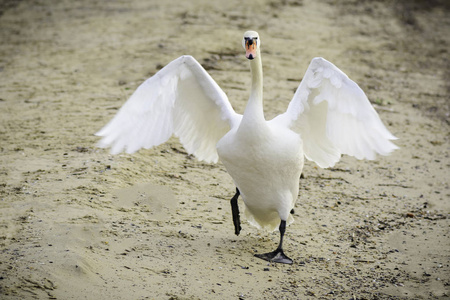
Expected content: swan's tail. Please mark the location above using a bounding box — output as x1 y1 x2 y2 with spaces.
244 208 294 232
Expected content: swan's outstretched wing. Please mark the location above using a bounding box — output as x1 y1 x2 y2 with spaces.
96 55 241 163
273 57 398 168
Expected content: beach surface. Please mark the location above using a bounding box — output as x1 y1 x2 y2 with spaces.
0 0 449 299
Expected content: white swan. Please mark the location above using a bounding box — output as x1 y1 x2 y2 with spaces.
96 31 398 264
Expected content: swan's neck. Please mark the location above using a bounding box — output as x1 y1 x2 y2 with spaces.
242 52 264 125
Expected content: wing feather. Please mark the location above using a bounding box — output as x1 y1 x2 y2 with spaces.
96 55 241 163
274 57 398 168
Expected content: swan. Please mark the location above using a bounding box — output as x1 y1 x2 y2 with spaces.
96 31 398 264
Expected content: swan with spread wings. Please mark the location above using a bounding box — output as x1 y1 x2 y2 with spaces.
96 31 398 264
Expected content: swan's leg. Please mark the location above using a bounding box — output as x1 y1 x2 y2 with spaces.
230 188 241 236
254 220 293 264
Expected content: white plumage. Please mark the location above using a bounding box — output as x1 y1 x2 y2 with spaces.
96 31 398 264
96 56 240 162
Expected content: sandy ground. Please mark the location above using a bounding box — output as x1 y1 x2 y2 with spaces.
0 0 449 299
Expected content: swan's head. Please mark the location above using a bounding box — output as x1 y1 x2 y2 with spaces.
242 31 260 60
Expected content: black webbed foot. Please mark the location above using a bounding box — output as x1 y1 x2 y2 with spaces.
254 248 293 264
254 220 293 264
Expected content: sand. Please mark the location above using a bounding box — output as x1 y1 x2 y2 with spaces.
0 0 449 299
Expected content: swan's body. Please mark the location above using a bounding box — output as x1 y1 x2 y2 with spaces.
217 117 303 230
96 31 398 264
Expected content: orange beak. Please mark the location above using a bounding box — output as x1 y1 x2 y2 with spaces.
245 39 257 60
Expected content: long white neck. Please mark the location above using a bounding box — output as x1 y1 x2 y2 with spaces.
241 52 265 127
